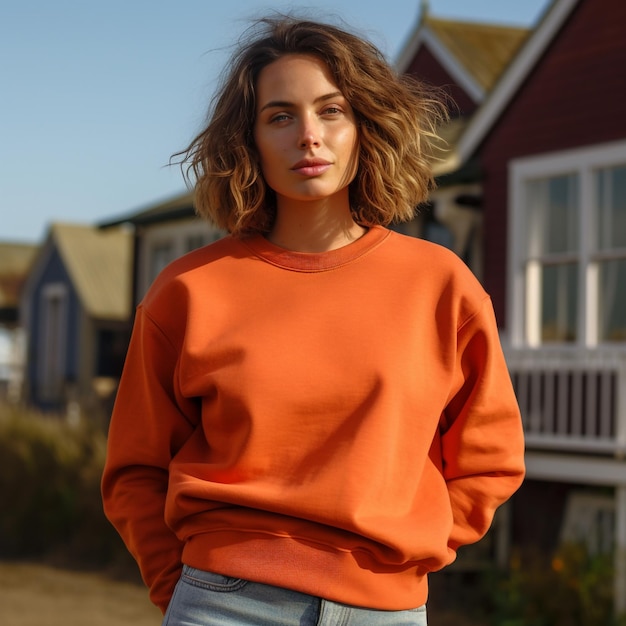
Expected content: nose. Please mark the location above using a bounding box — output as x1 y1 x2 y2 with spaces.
299 115 321 149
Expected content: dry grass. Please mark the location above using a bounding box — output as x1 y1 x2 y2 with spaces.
0 561 485 626
0 561 162 626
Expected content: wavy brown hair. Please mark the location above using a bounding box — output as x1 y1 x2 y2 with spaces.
175 16 448 236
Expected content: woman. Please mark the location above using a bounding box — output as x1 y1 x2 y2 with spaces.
102 16 525 625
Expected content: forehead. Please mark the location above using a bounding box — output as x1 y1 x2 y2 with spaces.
255 54 340 102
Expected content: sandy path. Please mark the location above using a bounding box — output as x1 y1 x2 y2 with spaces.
0 561 162 626
0 561 483 626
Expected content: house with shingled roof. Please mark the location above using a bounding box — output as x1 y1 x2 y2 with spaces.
100 190 224 307
394 9 531 284
399 0 626 614
19 223 132 417
397 12 530 117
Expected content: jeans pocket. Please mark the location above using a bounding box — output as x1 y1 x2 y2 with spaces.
180 565 249 592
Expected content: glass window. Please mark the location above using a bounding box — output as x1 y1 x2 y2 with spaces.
597 165 626 251
527 174 579 257
185 234 206 253
595 165 626 342
513 143 626 347
541 262 578 342
599 258 626 341
525 174 580 344
150 242 174 283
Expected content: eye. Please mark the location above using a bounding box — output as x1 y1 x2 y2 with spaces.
321 106 342 116
269 113 291 124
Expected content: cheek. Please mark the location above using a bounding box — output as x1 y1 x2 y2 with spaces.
338 126 359 158
252 135 282 189
254 130 286 169
345 133 360 181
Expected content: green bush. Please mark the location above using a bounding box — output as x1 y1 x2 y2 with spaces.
483 544 626 626
0 405 137 576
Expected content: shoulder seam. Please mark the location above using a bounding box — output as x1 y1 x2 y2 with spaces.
136 304 180 355
457 294 492 333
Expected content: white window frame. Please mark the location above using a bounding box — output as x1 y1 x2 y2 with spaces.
148 240 175 285
137 219 224 300
508 139 626 348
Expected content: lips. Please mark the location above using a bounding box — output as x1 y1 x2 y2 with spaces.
291 158 332 177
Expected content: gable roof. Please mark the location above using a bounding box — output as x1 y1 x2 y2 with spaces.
0 242 38 319
455 0 579 166
396 15 530 104
47 223 132 321
100 190 195 228
395 11 535 178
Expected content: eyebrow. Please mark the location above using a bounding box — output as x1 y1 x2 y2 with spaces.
259 91 344 113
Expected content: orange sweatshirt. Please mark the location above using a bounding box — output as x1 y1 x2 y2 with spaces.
102 226 525 613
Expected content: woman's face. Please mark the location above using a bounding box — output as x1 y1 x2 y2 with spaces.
253 54 359 210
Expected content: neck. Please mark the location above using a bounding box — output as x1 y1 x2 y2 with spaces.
268 196 367 253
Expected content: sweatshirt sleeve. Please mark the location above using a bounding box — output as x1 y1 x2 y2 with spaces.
101 306 198 613
440 296 525 554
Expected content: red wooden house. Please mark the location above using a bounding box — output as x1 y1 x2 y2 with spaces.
398 0 626 613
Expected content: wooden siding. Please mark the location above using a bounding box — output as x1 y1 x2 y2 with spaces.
511 479 570 555
405 46 478 117
26 247 81 410
478 0 626 325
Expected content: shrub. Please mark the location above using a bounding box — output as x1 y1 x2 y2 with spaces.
0 405 137 577
483 544 626 626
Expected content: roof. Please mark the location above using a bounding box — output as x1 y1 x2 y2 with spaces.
49 223 133 321
396 15 531 103
395 12 533 178
455 0 579 166
425 17 530 93
0 242 38 314
100 190 195 228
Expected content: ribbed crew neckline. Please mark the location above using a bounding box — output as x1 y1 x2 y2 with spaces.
239 225 391 272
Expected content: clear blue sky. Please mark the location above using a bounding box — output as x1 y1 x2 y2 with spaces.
1 0 549 243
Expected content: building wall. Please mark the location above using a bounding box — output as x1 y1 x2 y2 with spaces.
405 45 478 117
26 247 81 411
136 217 224 303
478 0 626 325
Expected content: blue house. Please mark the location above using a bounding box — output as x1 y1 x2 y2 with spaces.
20 223 132 417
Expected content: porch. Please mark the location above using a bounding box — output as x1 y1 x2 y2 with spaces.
504 346 626 615
505 347 626 457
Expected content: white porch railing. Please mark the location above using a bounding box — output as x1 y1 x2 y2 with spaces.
504 348 626 457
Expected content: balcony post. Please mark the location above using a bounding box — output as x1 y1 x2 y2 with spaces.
617 356 626 458
616 485 626 616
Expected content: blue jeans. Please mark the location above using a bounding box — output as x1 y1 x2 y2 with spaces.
163 565 428 625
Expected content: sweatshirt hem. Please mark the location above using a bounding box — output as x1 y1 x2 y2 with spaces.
182 530 429 611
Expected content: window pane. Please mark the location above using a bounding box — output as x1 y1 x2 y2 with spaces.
597 165 626 250
150 243 174 283
541 263 578 342
185 234 206 253
599 259 626 341
547 176 578 254
527 175 579 256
